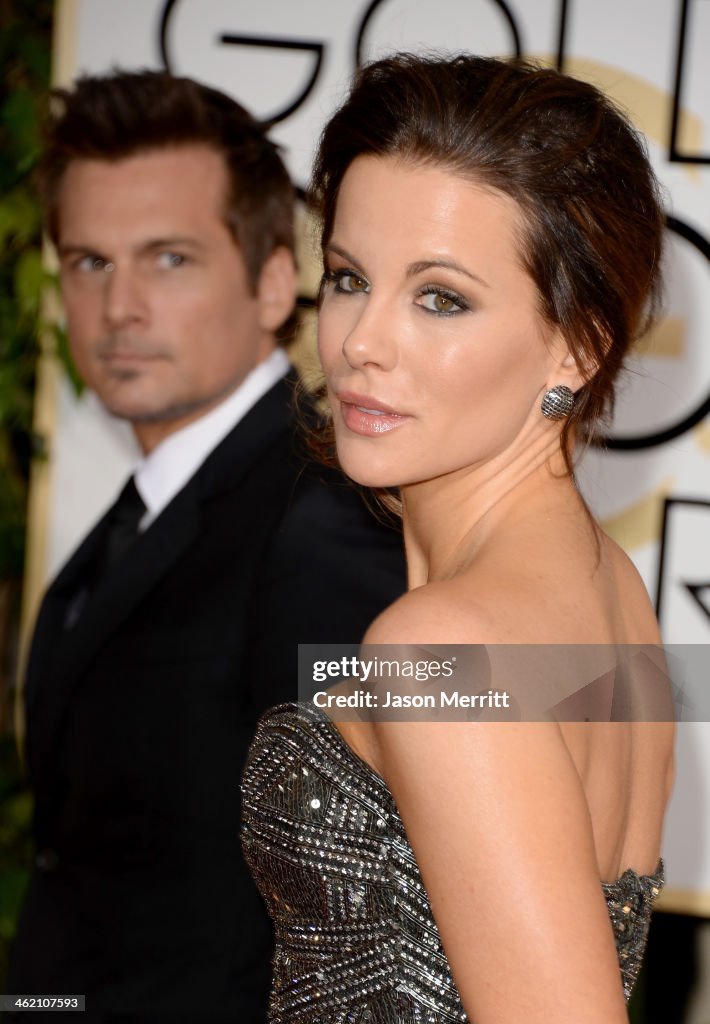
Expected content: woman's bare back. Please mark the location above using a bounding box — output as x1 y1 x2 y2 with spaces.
340 521 674 885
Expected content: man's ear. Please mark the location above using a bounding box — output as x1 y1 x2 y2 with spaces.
257 247 297 332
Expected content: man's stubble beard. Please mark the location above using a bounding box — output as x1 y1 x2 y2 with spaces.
92 333 197 425
101 375 217 425
98 363 249 427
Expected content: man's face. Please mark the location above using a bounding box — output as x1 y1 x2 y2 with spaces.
56 145 295 451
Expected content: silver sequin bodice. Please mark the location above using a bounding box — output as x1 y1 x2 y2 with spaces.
241 702 663 1023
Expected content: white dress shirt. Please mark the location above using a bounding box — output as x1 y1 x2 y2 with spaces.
133 348 290 530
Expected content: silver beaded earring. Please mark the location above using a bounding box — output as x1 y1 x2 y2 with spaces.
541 385 575 420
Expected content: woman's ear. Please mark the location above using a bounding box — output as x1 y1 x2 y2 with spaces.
546 327 597 393
558 348 588 392
257 247 297 332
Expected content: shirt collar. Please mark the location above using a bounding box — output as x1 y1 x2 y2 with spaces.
134 347 290 528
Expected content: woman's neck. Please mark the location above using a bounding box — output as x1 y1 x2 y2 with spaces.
401 435 583 587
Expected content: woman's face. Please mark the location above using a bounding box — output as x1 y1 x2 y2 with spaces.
317 155 575 490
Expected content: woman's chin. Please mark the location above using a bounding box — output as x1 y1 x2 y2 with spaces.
336 455 402 490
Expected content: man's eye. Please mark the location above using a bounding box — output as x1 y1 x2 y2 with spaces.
76 256 111 273
156 252 186 269
417 288 468 315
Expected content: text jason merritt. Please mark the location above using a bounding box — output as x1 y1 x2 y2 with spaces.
313 689 511 709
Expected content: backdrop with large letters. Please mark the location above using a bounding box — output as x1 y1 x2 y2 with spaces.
32 0 710 913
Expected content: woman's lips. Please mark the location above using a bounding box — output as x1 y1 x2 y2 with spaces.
337 391 410 436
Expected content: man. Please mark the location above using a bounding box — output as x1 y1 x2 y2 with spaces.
9 71 405 1021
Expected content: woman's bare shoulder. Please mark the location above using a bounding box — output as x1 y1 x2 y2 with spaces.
365 525 661 647
363 577 504 645
363 564 587 646
596 532 662 643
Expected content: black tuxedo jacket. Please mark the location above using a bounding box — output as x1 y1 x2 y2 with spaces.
10 375 405 1021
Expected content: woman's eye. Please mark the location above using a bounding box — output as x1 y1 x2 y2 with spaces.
418 289 467 315
327 269 370 294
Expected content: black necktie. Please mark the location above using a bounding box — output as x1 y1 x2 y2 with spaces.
95 476 147 580
63 477 147 629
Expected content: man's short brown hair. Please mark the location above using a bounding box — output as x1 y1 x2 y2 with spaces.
38 69 295 290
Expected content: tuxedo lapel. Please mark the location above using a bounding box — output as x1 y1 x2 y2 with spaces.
24 515 109 716
32 490 203 779
194 371 295 502
53 494 202 684
29 373 296 776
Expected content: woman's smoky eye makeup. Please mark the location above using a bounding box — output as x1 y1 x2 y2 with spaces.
321 260 471 317
322 267 370 294
415 286 469 316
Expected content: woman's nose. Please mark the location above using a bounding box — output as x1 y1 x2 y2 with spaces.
340 297 398 372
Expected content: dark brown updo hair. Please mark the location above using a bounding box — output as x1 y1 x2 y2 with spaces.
310 53 665 470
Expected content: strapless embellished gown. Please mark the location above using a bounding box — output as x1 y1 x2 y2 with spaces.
241 702 663 1023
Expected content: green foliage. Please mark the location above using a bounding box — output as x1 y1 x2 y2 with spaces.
0 0 54 990
0 0 54 585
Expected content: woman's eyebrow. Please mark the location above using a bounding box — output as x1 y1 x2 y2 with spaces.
324 246 490 288
407 259 490 288
324 243 362 268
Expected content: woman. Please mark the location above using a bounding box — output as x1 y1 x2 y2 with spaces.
242 54 674 1023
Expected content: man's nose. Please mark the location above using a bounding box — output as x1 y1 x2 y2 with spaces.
102 264 148 329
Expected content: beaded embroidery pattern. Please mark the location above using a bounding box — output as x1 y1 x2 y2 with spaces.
241 702 664 1023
